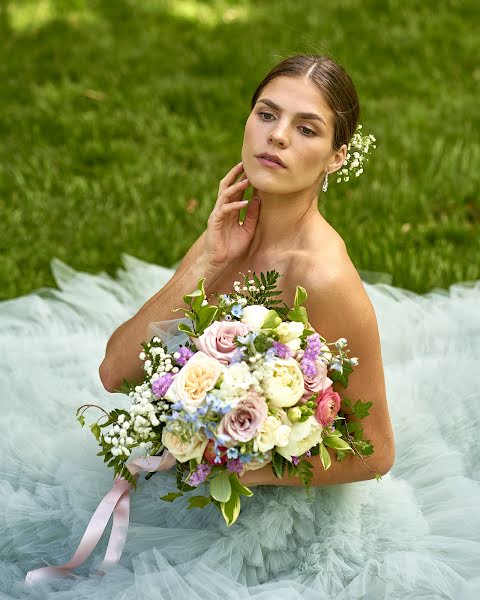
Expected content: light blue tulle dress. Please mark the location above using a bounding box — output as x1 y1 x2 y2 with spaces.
1 255 480 599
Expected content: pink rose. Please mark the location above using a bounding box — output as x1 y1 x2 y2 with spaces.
314 386 341 427
194 320 250 365
296 349 333 404
217 388 268 444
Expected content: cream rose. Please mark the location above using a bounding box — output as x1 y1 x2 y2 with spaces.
240 305 270 331
161 429 209 463
275 415 324 462
262 357 305 408
163 351 223 413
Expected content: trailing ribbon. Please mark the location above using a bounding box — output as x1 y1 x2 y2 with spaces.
25 451 177 586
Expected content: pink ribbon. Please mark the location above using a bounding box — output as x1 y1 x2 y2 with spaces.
25 451 177 586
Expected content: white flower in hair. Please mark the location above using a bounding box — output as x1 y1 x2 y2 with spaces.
336 124 377 184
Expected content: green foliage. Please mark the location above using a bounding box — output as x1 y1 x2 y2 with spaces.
0 0 478 301
160 491 184 502
209 470 232 503
187 495 212 509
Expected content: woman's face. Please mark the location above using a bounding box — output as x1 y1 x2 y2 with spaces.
241 75 346 195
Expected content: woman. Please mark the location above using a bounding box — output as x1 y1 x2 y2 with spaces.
3 54 480 599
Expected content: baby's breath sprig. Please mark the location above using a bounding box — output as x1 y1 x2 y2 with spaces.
336 124 377 183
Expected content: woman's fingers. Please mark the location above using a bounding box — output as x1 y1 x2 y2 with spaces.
218 161 244 194
221 199 250 214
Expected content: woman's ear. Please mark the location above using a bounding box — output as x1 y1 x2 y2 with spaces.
328 144 348 174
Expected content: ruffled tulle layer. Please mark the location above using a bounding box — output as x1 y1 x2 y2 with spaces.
1 254 479 599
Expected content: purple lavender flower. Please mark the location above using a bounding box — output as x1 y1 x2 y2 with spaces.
176 346 194 367
292 455 300 466
152 373 174 397
305 450 312 458
226 458 244 473
188 463 212 486
272 341 292 359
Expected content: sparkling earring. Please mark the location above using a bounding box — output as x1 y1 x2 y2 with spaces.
322 172 329 192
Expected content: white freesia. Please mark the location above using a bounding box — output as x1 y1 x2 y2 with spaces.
162 429 209 463
262 357 305 408
240 305 270 331
163 351 223 413
275 416 324 461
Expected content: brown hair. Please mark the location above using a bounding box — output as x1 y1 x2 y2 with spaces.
250 54 360 152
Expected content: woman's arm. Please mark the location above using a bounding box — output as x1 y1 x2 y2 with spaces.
99 254 222 393
239 261 395 487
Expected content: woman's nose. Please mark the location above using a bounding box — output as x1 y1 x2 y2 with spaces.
268 127 287 147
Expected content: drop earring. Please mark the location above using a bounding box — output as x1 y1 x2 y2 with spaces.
322 171 329 192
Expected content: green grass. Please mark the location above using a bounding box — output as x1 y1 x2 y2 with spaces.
0 0 478 300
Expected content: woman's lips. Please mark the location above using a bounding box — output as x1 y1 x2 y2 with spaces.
256 156 286 169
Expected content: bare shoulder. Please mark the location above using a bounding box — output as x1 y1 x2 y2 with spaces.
290 244 377 336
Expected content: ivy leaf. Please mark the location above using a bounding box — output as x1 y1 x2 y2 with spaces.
160 492 184 502
77 414 85 427
353 400 373 419
187 495 211 509
90 423 101 441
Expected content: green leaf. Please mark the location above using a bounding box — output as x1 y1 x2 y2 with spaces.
323 435 353 451
187 495 212 509
286 306 308 324
335 449 349 462
272 451 285 479
77 414 85 427
293 285 308 307
209 471 232 502
230 473 253 497
260 309 282 330
353 400 373 419
160 491 184 502
220 491 241 526
375 473 383 482
90 423 101 441
319 443 331 470
178 323 195 336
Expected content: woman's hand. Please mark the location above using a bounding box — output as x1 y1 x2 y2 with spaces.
203 161 261 268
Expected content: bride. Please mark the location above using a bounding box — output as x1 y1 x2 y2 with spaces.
100 55 395 487
3 54 480 599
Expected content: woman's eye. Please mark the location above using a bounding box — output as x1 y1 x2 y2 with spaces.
258 111 274 120
258 112 316 137
299 126 315 137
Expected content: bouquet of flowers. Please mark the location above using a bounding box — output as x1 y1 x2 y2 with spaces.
78 270 379 526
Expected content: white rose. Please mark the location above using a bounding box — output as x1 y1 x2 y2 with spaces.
276 321 304 343
275 416 323 462
161 429 209 463
262 357 305 408
257 415 282 452
240 305 270 331
274 424 291 447
163 351 223 413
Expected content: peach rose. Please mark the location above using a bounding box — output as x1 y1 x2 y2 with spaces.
163 351 223 413
194 320 251 365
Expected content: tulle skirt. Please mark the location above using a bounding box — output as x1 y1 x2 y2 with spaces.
1 254 479 599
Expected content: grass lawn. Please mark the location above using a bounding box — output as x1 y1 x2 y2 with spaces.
0 0 478 300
